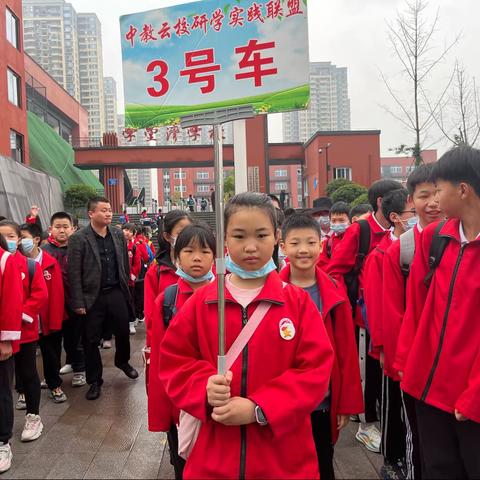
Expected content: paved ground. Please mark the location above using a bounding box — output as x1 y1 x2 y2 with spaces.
5 324 382 479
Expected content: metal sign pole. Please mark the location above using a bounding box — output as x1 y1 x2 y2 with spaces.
213 124 227 374
180 106 254 375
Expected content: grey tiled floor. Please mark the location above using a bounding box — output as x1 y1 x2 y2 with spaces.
5 324 381 479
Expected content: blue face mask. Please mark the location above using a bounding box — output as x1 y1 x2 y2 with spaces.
175 267 214 284
331 223 349 235
21 238 35 254
6 240 17 253
225 256 277 279
404 217 419 231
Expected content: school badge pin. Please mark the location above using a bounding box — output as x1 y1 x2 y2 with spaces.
44 271 52 281
279 318 295 341
21 272 25 280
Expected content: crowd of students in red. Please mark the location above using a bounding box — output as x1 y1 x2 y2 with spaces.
1 146 479 479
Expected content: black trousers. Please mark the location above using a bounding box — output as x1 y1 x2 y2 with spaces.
63 311 85 372
402 392 423 479
166 423 186 480
133 281 145 319
358 328 382 423
39 331 62 390
416 399 480 479
311 409 335 480
0 356 14 444
14 341 41 415
381 375 406 463
83 287 131 385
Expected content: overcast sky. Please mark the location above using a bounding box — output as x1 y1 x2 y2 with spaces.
69 0 480 155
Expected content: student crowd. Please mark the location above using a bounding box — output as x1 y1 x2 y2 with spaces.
0 146 479 479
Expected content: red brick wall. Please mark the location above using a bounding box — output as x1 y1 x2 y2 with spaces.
0 0 29 163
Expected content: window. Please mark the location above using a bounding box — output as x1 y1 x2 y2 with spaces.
7 69 21 107
174 185 186 193
174 172 186 180
197 172 209 180
391 166 403 174
10 130 24 163
406 166 415 174
333 167 352 181
6 8 19 49
275 182 288 191
197 185 210 193
275 169 288 177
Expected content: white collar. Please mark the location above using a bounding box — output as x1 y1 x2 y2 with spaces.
372 213 388 232
34 249 43 264
390 231 399 242
459 222 480 244
416 223 424 233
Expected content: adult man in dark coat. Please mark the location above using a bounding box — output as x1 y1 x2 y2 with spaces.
68 197 138 400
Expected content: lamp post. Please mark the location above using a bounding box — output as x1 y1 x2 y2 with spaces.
318 143 332 191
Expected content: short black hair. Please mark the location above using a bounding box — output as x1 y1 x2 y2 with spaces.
431 146 480 197
0 234 7 250
381 189 409 227
368 180 403 213
282 213 321 240
225 193 277 232
87 196 110 212
330 201 350 217
406 163 436 195
50 211 73 226
283 208 295 218
174 223 216 259
267 194 281 209
20 222 43 239
121 223 137 233
349 204 373 222
0 220 20 237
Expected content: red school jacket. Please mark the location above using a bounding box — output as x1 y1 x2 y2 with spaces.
317 232 345 271
394 219 480 423
382 226 422 381
363 234 394 354
148 278 193 432
127 240 141 287
0 249 23 354
326 214 389 327
12 252 48 345
39 250 65 336
159 271 334 479
144 251 178 346
279 265 364 443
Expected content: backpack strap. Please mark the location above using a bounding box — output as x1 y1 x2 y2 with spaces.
26 258 36 293
163 284 179 328
0 251 10 275
424 220 450 287
399 228 416 277
326 236 334 259
354 219 371 273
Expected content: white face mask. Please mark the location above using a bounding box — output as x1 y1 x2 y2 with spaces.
317 216 330 227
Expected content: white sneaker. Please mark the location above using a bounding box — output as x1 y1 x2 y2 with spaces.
21 414 43 442
137 316 145 323
134 319 139 327
129 322 136 335
40 379 48 389
102 340 112 349
59 364 73 375
0 443 12 473
15 393 26 410
355 424 381 453
72 372 86 387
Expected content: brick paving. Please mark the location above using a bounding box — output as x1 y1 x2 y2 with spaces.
5 324 381 479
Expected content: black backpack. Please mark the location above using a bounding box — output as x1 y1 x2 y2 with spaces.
343 220 371 315
162 284 179 328
26 258 36 293
423 220 450 287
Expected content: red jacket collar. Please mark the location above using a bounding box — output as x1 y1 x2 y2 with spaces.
177 277 194 295
47 237 66 248
205 271 285 305
438 218 463 243
40 250 56 269
279 265 345 316
367 212 390 236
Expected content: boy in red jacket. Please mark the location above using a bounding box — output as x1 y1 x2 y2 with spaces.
317 201 351 271
395 147 480 479
0 241 23 474
382 164 443 479
326 179 402 453
362 188 414 479
20 223 66 403
280 213 363 480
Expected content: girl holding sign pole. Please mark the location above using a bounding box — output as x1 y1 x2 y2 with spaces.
159 192 334 479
